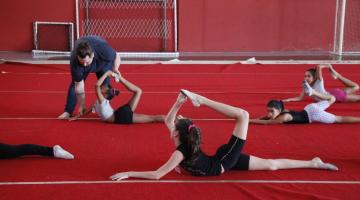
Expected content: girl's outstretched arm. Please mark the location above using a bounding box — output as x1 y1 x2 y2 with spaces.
283 90 305 102
165 93 187 134
117 74 141 94
250 114 289 124
316 64 331 81
68 106 94 121
95 70 113 103
110 150 184 180
250 118 283 124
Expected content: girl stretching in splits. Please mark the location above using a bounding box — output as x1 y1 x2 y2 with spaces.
71 70 165 124
283 64 360 103
110 90 337 181
0 143 74 159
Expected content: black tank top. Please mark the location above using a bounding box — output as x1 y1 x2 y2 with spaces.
283 110 310 124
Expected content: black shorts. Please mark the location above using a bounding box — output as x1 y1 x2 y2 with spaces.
114 104 133 124
213 135 249 171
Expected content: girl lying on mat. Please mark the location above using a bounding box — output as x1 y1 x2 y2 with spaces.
0 143 74 159
110 90 337 181
70 70 165 124
250 97 360 125
283 64 360 103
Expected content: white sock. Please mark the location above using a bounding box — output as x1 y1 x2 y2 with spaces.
53 145 74 159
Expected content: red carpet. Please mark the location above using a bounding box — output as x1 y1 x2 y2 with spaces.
0 63 360 199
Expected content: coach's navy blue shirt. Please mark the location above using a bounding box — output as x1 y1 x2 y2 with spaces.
70 36 116 82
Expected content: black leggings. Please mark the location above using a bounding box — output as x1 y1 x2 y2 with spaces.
214 135 250 171
0 143 53 159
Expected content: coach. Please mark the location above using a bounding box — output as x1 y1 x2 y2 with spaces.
58 36 121 119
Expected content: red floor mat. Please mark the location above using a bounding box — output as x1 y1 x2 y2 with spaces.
1 183 360 200
0 63 360 199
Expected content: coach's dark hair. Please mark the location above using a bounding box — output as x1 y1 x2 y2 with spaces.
306 68 317 79
267 100 284 112
175 118 202 162
76 41 93 59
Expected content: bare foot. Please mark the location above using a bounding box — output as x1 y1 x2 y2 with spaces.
180 89 202 107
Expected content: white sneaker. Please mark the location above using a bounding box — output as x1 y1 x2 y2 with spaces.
180 89 201 107
53 145 74 159
58 112 70 119
302 81 313 96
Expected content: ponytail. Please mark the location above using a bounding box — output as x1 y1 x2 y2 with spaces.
176 119 202 162
187 125 201 161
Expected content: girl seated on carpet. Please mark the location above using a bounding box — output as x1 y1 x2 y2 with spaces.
0 143 74 159
283 64 360 103
70 70 165 124
110 90 337 181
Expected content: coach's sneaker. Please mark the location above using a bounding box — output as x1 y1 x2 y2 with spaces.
53 145 74 159
302 81 313 96
180 89 201 107
58 112 70 120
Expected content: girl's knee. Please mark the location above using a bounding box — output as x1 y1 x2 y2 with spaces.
266 159 278 171
329 95 336 105
334 116 342 123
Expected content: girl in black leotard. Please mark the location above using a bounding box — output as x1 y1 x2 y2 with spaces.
110 90 337 181
251 99 360 124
